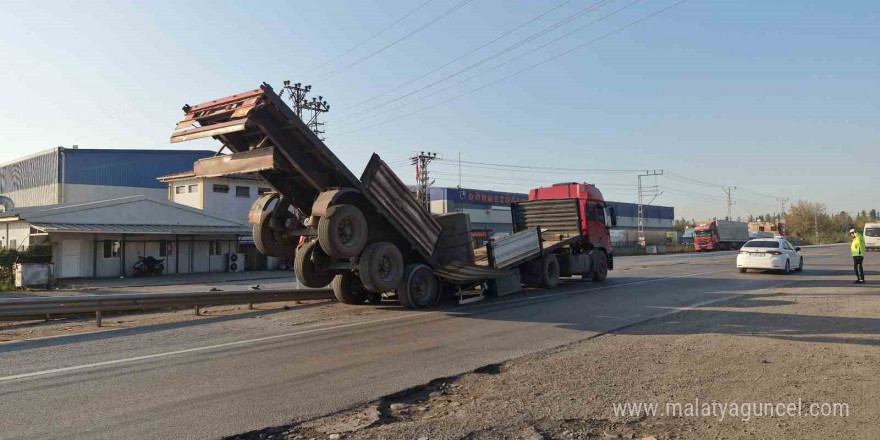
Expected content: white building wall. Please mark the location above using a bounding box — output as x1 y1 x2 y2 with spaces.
2 221 33 250
62 184 166 205
169 178 203 210
202 178 268 225
1 184 59 208
47 232 241 279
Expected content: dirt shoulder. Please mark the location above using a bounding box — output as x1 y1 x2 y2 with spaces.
235 275 879 440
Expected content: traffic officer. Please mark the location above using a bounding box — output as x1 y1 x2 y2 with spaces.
850 228 866 284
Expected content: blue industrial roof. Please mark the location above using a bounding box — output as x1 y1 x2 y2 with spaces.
0 148 214 192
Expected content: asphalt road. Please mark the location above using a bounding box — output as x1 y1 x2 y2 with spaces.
0 245 853 440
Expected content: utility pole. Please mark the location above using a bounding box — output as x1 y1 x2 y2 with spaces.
723 186 737 221
776 197 789 217
637 170 663 248
412 151 437 212
279 80 330 140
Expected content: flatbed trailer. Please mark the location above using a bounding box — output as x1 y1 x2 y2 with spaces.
171 84 507 308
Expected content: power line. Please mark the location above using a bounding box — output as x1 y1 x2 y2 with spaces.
334 0 690 136
334 0 623 122
306 0 434 75
434 157 642 173
321 0 475 79
336 0 578 116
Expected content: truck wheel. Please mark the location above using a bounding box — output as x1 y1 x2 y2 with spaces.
539 254 560 289
398 264 438 309
254 210 297 258
294 240 334 288
358 242 404 293
331 272 368 305
318 204 368 259
591 251 608 282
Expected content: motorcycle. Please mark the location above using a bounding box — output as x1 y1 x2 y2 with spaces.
133 253 165 277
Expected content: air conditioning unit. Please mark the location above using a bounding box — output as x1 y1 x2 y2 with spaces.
228 253 245 272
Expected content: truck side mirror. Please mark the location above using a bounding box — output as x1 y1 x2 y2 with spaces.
607 206 617 227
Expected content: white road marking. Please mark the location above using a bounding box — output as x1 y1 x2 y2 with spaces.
0 266 782 383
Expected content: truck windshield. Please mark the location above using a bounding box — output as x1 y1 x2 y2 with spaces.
866 228 880 237
694 230 713 237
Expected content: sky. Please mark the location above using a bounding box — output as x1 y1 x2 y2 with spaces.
1 0 878 220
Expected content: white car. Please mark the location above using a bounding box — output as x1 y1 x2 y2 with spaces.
737 238 803 274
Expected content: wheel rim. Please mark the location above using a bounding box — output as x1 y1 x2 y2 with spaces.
378 255 392 281
409 271 432 305
338 218 354 245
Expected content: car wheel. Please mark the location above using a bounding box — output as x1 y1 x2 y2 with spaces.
783 259 791 274
738 268 747 273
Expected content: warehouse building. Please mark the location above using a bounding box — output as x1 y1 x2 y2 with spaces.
0 196 249 278
0 146 214 209
427 186 673 246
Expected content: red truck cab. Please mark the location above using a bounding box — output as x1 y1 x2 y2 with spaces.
529 182 615 262
694 221 718 251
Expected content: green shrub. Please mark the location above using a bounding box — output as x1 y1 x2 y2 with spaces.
0 244 52 290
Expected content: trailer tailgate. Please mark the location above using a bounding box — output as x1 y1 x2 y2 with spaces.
360 154 442 263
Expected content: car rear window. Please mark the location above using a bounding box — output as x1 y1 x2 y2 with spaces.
743 240 780 248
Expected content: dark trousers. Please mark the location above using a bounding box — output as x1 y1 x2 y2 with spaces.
853 256 865 281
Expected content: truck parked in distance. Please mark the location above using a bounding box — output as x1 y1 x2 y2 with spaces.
865 223 880 251
694 220 749 251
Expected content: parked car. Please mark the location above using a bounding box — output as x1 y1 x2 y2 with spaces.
736 238 803 274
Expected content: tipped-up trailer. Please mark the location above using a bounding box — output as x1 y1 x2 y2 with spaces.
170 84 616 308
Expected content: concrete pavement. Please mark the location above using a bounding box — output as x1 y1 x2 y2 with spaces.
0 245 854 439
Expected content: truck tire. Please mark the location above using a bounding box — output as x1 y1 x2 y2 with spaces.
295 240 334 288
539 254 560 289
331 272 368 305
318 204 368 259
254 210 297 258
397 264 438 309
591 251 608 282
358 242 404 293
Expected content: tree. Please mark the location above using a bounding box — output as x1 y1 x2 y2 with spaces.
671 218 694 233
786 201 829 243
870 208 878 220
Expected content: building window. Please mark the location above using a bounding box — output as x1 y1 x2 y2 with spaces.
213 184 229 193
188 184 198 193
175 186 186 194
258 187 273 195
103 241 120 258
9 239 17 251
209 240 223 256
235 186 250 198
159 240 168 257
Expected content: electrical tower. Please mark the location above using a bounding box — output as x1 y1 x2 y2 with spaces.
279 80 330 140
776 197 789 217
637 170 664 247
723 186 737 221
412 151 437 212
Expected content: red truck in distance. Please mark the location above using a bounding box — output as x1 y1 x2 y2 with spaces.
694 220 749 251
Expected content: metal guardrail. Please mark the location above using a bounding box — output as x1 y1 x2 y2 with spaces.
0 289 335 326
